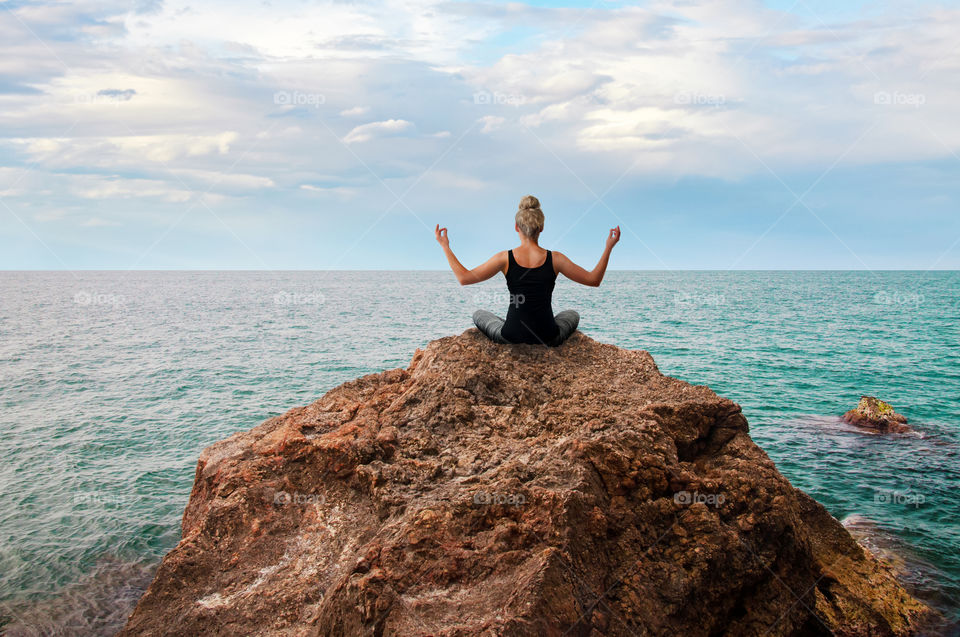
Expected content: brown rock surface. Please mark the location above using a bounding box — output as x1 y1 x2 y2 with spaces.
122 330 933 636
842 396 911 433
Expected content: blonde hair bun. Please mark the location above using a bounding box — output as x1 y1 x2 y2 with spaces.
515 195 544 238
519 195 540 211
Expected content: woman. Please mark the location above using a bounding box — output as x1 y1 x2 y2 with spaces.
435 194 620 346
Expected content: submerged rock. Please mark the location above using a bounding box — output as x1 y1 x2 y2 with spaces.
843 396 910 433
122 331 934 636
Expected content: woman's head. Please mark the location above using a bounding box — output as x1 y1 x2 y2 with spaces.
515 195 544 239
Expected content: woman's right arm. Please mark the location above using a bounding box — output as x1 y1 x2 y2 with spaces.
554 226 620 287
435 224 507 285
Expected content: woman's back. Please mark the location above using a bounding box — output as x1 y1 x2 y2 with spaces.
501 249 559 344
435 193 619 347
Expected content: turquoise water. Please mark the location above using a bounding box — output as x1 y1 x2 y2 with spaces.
0 271 957 634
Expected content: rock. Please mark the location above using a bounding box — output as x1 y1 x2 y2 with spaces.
842 396 911 433
842 515 914 584
122 330 934 636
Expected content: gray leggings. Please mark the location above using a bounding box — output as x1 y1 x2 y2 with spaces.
472 309 580 347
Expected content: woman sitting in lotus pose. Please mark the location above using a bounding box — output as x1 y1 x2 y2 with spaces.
435 194 620 346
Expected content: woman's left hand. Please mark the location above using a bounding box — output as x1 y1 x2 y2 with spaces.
435 224 450 248
606 226 621 250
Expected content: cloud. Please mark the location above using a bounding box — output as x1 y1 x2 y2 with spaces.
168 168 275 190
340 105 370 117
10 132 240 170
477 115 504 134
2 0 959 268
342 119 414 144
9 0 959 181
299 184 358 197
97 88 136 101
81 217 122 227
70 176 194 202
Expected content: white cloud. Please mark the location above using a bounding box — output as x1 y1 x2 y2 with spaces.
70 176 194 202
299 184 358 197
12 133 239 167
168 168 275 190
460 2 960 175
81 217 122 227
117 0 502 65
33 209 69 223
2 0 959 251
340 105 370 117
342 119 413 144
477 115 505 134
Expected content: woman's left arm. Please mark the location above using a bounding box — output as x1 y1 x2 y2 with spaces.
553 226 620 287
435 224 506 285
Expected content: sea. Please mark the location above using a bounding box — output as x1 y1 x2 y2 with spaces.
0 270 957 635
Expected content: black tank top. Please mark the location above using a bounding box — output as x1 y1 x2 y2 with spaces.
501 249 560 344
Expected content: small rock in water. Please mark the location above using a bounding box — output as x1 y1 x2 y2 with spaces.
842 395 910 433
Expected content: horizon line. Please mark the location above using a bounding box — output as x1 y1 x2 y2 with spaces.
2 268 958 273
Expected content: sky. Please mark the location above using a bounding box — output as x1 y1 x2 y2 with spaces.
0 0 958 270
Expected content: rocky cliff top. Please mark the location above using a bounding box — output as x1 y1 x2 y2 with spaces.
122 330 933 636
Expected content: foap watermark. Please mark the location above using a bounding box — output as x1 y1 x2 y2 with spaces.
874 91 925 108
874 488 925 508
274 90 325 108
674 291 726 307
674 490 725 507
472 289 525 308
473 490 526 507
273 490 326 506
873 290 924 309
73 491 135 506
473 89 526 107
674 91 726 107
273 291 325 306
74 290 125 307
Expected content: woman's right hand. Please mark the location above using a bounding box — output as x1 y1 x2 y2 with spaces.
435 224 449 248
606 226 621 250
